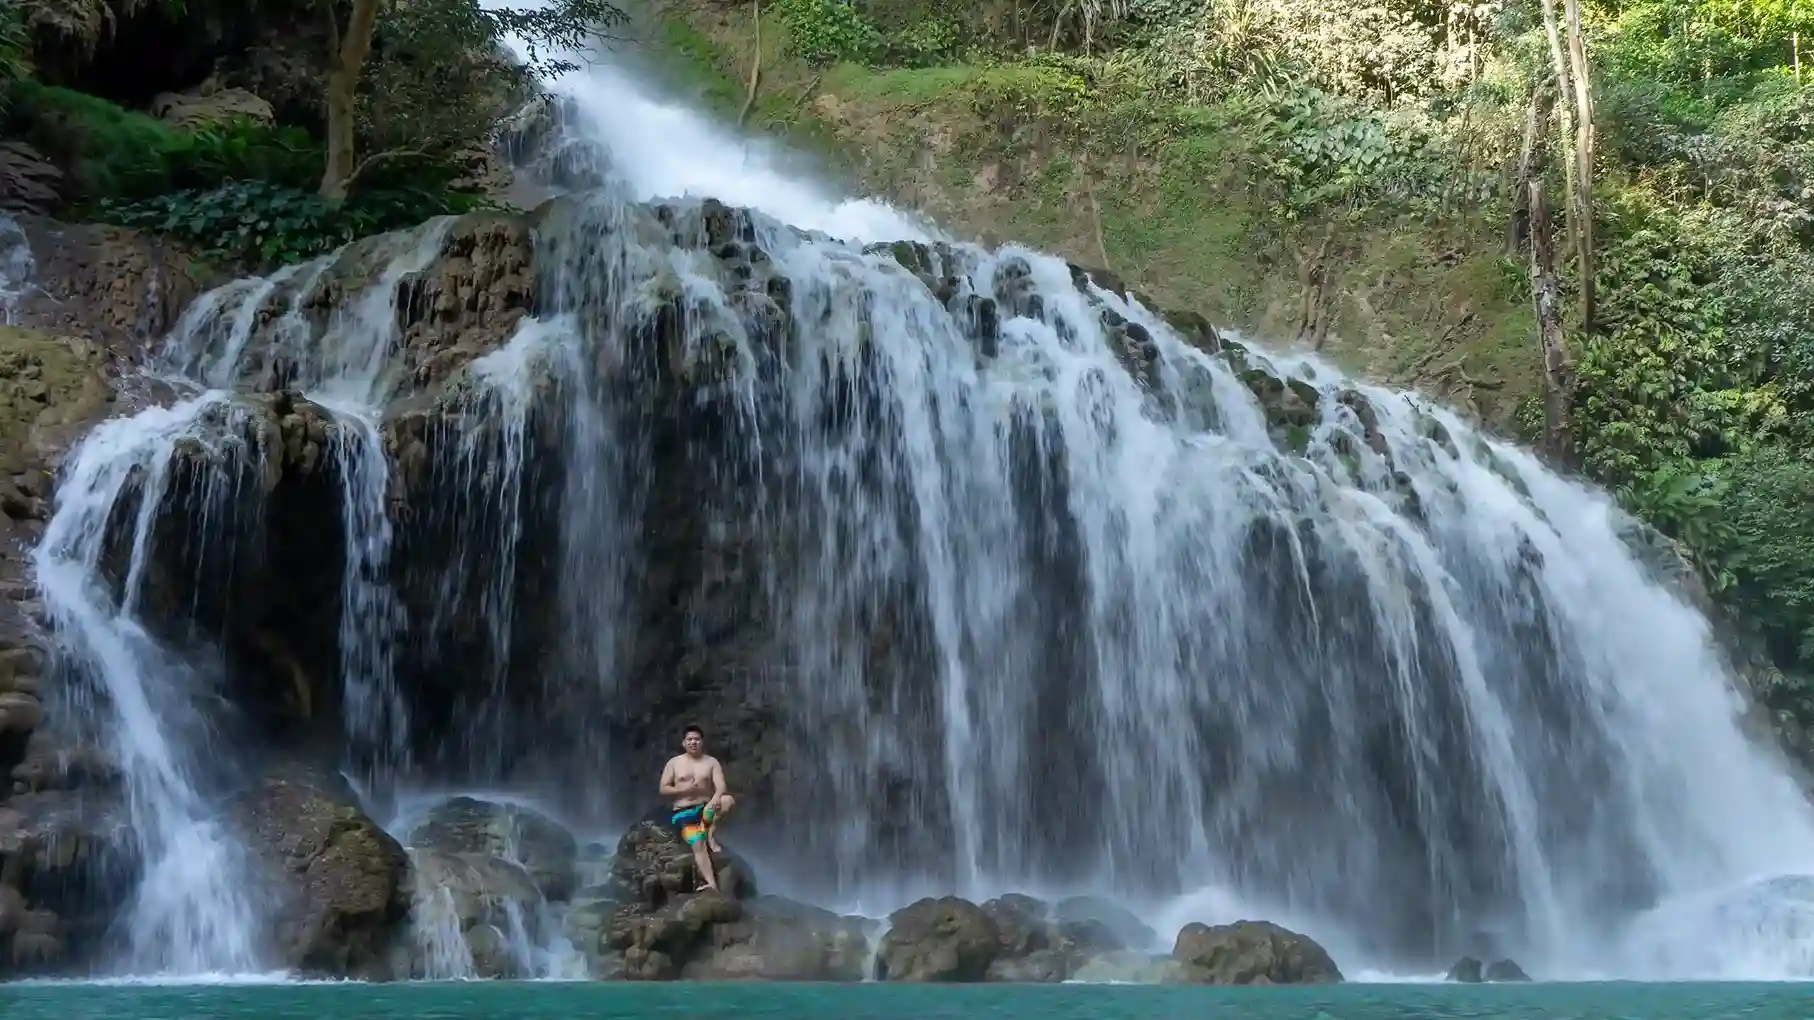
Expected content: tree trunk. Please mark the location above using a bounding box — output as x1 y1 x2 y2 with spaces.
319 0 383 203
1545 0 1574 275
1507 83 1551 256
1562 0 1595 329
1528 179 1573 461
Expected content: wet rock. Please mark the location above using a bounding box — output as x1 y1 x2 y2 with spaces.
8 907 63 968
9 729 119 794
462 922 515 978
406 796 579 902
606 888 744 979
0 692 42 734
6 218 211 357
681 895 870 981
1169 919 1343 985
1164 308 1222 355
1055 895 1157 950
610 812 756 907
0 882 23 936
397 849 553 980
980 892 1048 957
1485 957 1530 981
392 213 536 392
875 895 999 982
991 257 1044 321
228 761 410 978
0 788 135 894
408 848 544 929
1103 310 1160 393
1336 389 1390 457
1446 955 1484 982
1418 413 1459 459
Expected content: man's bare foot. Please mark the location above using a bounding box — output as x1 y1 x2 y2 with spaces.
707 838 724 854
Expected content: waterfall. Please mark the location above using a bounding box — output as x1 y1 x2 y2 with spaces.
29 219 451 973
18 23 1814 982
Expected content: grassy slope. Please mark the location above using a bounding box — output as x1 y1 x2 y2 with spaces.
648 0 1541 428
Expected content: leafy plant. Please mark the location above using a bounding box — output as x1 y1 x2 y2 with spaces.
97 180 487 269
0 4 28 118
775 0 885 64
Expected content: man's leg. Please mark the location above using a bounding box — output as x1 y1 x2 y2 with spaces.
704 795 735 854
679 808 719 891
690 834 719 891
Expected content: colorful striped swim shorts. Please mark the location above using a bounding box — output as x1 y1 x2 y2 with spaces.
670 803 716 846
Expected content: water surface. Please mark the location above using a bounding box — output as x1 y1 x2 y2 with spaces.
1 981 1806 1020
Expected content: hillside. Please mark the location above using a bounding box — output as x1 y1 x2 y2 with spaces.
646 0 1814 753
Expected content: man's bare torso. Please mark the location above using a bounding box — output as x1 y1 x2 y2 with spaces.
667 753 721 807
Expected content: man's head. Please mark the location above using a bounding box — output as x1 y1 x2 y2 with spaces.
681 724 705 756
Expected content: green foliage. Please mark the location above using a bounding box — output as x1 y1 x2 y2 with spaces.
0 4 28 118
1701 447 1814 668
1233 86 1469 220
775 0 885 64
3 83 332 201
1593 0 1814 86
97 180 486 269
362 0 628 162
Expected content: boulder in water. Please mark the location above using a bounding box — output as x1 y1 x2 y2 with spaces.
1485 957 1530 981
974 892 1143 982
610 811 756 905
875 895 999 982
228 762 409 978
1054 895 1157 951
409 848 543 927
1169 919 1344 985
680 895 871 981
405 796 579 901
584 813 862 980
606 888 744 979
1446 955 1484 982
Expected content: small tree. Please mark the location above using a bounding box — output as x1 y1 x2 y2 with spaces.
316 0 625 203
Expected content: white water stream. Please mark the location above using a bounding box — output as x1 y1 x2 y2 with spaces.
14 10 1814 984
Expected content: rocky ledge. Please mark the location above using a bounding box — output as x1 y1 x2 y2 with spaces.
355 791 1350 984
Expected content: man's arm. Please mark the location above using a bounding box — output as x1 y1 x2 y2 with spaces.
658 758 685 797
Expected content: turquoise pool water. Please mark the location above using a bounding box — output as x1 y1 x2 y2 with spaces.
0 981 1806 1020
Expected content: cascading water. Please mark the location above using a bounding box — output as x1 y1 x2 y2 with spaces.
476 42 1814 976
32 395 270 974
0 212 32 323
23 16 1814 983
29 219 452 974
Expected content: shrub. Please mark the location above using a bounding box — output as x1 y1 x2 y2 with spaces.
98 180 489 269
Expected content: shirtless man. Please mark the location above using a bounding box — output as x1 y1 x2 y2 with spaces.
658 723 736 891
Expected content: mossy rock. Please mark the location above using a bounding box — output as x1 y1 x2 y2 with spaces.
229 761 410 978
0 325 113 472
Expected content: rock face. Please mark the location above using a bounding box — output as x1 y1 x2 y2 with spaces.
1169 920 1344 985
0 320 124 977
568 811 879 981
406 796 578 902
875 896 999 982
227 762 411 978
399 848 546 979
